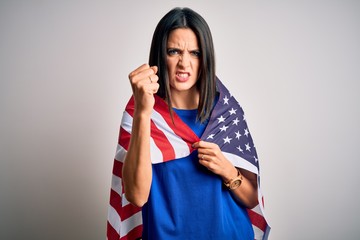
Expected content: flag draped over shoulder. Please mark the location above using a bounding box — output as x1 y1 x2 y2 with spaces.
107 78 270 240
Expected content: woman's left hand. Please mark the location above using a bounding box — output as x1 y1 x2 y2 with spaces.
192 140 237 182
192 140 259 208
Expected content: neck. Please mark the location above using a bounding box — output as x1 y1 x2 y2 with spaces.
171 89 199 109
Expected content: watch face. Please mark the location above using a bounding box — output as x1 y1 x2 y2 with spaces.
230 179 241 189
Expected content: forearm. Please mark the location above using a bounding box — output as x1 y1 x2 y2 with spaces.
223 167 259 209
122 111 152 207
193 141 259 209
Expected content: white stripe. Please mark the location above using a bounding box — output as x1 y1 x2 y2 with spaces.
107 205 120 236
223 152 259 174
120 111 133 132
108 202 143 239
111 174 122 197
149 136 164 163
115 143 127 162
120 110 164 163
252 224 264 240
257 182 270 224
120 211 143 238
121 193 131 207
250 203 262 216
151 109 190 159
116 111 130 163
251 176 271 240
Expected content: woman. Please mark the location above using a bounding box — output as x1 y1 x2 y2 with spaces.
107 7 270 240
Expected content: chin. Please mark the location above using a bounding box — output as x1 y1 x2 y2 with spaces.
172 82 197 92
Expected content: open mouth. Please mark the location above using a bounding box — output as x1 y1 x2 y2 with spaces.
176 72 190 81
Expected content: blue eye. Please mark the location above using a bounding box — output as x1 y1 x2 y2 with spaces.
167 49 179 55
191 50 201 57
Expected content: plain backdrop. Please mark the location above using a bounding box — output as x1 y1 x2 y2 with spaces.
1 1 360 239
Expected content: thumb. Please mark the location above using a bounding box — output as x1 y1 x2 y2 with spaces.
150 65 158 74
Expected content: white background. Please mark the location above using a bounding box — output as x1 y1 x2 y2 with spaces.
1 1 359 239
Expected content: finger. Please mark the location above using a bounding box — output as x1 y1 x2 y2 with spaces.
150 65 158 74
192 141 202 149
193 141 218 151
197 148 211 156
148 74 159 84
137 68 155 82
129 66 155 84
148 66 159 84
198 152 214 161
129 63 150 79
146 82 160 95
198 159 215 172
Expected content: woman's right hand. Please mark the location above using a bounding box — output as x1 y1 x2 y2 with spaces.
123 64 159 206
128 64 159 116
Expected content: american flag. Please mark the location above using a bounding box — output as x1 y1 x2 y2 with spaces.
107 78 270 240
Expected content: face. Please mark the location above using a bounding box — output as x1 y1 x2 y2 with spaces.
166 28 200 99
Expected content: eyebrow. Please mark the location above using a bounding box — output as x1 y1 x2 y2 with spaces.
167 47 200 52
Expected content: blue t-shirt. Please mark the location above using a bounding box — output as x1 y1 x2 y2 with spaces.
141 108 254 240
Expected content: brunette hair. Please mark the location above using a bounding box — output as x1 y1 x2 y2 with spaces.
149 7 216 123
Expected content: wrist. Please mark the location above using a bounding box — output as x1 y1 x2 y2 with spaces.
222 167 238 183
224 168 243 190
133 110 152 120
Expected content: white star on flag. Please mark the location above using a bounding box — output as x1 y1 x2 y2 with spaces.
223 136 232 144
217 115 226 123
236 145 244 153
229 108 237 115
223 95 229 104
219 125 229 132
244 128 249 137
235 131 241 139
232 117 240 125
207 134 215 139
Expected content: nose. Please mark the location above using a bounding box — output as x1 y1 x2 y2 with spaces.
178 52 190 68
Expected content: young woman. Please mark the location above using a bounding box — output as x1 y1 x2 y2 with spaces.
107 7 270 240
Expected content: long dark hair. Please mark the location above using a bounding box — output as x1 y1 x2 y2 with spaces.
149 7 216 123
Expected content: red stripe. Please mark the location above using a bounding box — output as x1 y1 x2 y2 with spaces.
107 221 120 240
153 95 199 151
120 200 142 220
109 191 136 231
247 209 267 232
126 96 196 148
150 120 175 161
109 189 122 215
119 224 143 240
110 188 142 222
124 96 135 116
112 160 123 178
119 127 131 150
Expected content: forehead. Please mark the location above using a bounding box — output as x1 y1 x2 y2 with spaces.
167 28 198 48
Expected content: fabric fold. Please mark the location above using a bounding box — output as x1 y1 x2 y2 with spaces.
107 78 270 240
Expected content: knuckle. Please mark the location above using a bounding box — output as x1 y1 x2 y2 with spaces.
128 70 137 80
128 74 134 82
129 74 138 84
147 68 154 75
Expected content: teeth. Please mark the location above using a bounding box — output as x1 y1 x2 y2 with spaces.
177 73 188 78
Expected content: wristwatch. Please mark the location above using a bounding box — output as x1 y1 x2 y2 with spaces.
224 168 243 190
